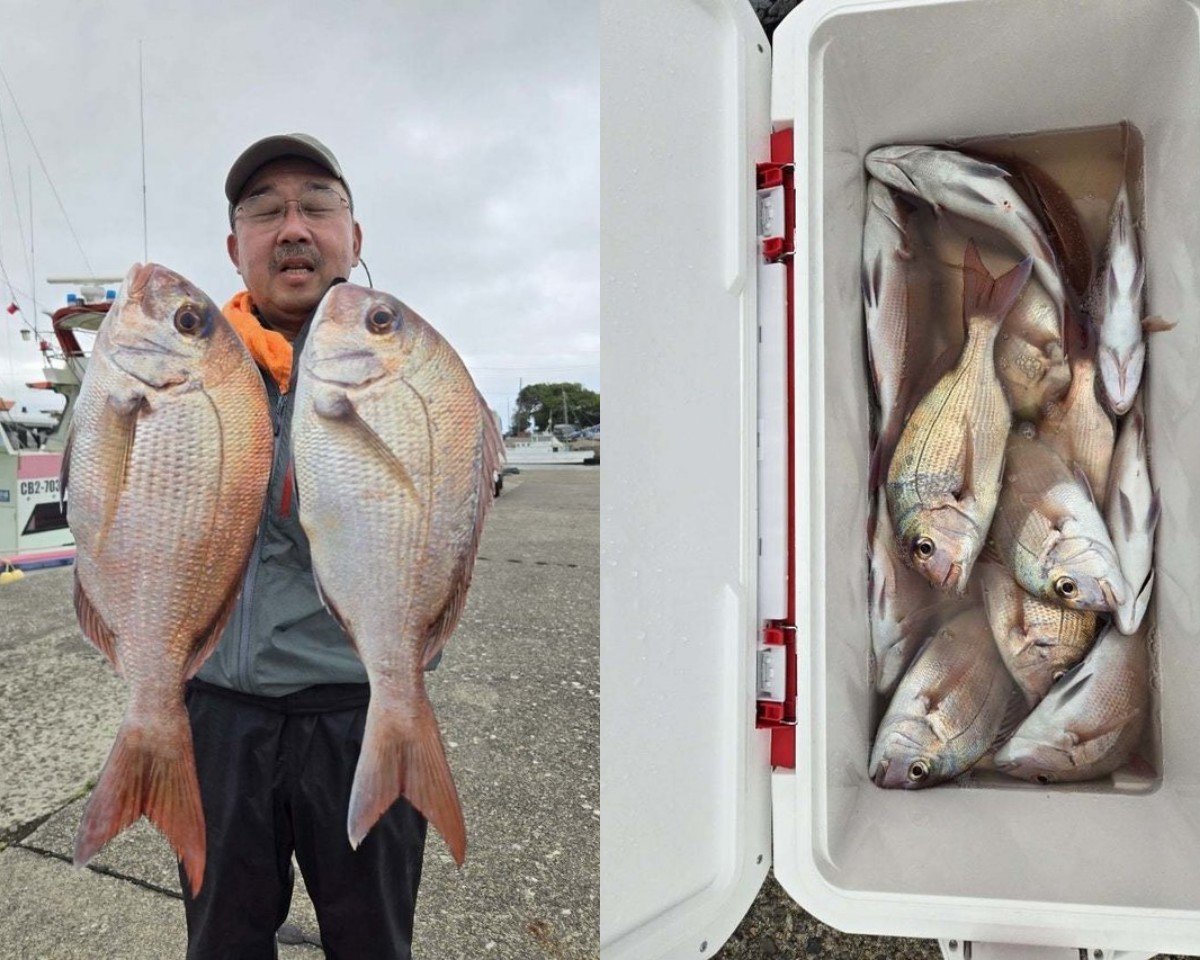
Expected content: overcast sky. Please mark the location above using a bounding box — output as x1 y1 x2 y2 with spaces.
0 0 597 430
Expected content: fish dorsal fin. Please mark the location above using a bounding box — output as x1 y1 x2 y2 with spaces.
74 572 121 674
421 393 505 668
956 424 976 504
990 685 1033 752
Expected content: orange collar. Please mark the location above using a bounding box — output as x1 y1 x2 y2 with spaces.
221 291 293 392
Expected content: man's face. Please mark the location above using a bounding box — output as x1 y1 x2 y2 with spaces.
227 157 363 333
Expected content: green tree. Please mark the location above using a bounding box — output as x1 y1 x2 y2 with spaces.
512 382 600 434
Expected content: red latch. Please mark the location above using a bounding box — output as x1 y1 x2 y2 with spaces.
756 620 797 768
756 139 795 264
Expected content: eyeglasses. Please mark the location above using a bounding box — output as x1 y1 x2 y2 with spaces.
234 189 350 228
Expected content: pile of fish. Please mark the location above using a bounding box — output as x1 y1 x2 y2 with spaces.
863 141 1170 789
65 264 501 893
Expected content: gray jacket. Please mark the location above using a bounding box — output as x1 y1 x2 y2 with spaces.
197 317 370 696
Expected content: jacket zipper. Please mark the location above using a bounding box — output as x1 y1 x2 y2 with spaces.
236 386 287 691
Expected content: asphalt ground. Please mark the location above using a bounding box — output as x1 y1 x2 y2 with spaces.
0 465 599 959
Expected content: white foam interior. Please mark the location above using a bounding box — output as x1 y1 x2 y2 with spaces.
803 0 1200 908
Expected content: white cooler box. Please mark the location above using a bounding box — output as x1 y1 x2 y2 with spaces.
600 0 1200 957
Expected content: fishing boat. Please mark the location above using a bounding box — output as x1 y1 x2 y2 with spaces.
0 279 117 570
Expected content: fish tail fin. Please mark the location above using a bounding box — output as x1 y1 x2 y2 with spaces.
73 700 205 897
348 689 466 865
961 239 1034 329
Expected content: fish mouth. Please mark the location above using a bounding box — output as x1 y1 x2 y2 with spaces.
871 759 890 787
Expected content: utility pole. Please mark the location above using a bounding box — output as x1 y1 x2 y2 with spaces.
562 387 569 427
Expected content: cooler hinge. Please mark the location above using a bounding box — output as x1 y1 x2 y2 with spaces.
756 621 797 768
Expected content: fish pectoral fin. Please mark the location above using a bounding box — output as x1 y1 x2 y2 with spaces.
1142 315 1176 334
422 400 506 668
95 391 146 554
960 157 1011 180
1069 707 1143 748
1071 462 1098 506
323 393 422 506
73 571 121 675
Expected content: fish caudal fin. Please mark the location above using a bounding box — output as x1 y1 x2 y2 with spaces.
961 240 1034 328
348 691 466 864
73 701 205 896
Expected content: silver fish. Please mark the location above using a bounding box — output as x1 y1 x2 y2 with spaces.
990 426 1134 631
1105 395 1159 633
979 561 1097 706
865 144 1065 330
887 241 1029 594
994 623 1149 783
870 604 1016 789
863 179 915 488
869 487 947 696
1088 183 1173 414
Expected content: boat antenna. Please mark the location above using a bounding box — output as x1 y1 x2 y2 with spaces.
139 40 148 262
27 167 34 336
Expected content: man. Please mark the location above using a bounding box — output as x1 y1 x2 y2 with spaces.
181 133 427 960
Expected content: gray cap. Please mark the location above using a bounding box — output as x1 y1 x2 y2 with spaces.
225 133 352 221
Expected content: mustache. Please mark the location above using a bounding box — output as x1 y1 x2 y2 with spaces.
271 244 324 271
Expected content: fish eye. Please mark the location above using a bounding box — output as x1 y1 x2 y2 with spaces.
1052 670 1066 682
366 307 397 334
1054 577 1078 599
907 760 929 782
913 537 935 560
174 304 204 336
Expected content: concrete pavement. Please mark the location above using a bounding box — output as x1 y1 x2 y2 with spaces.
0 466 598 959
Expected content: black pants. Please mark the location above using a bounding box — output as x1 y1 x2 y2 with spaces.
180 680 427 960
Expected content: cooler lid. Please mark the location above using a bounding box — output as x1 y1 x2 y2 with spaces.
599 1 774 958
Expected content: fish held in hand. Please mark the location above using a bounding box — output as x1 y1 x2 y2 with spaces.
865 144 1065 331
979 561 1097 706
1105 395 1159 633
994 623 1149 783
292 282 504 863
991 426 1134 631
870 604 1017 788
887 241 1029 594
65 263 274 895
